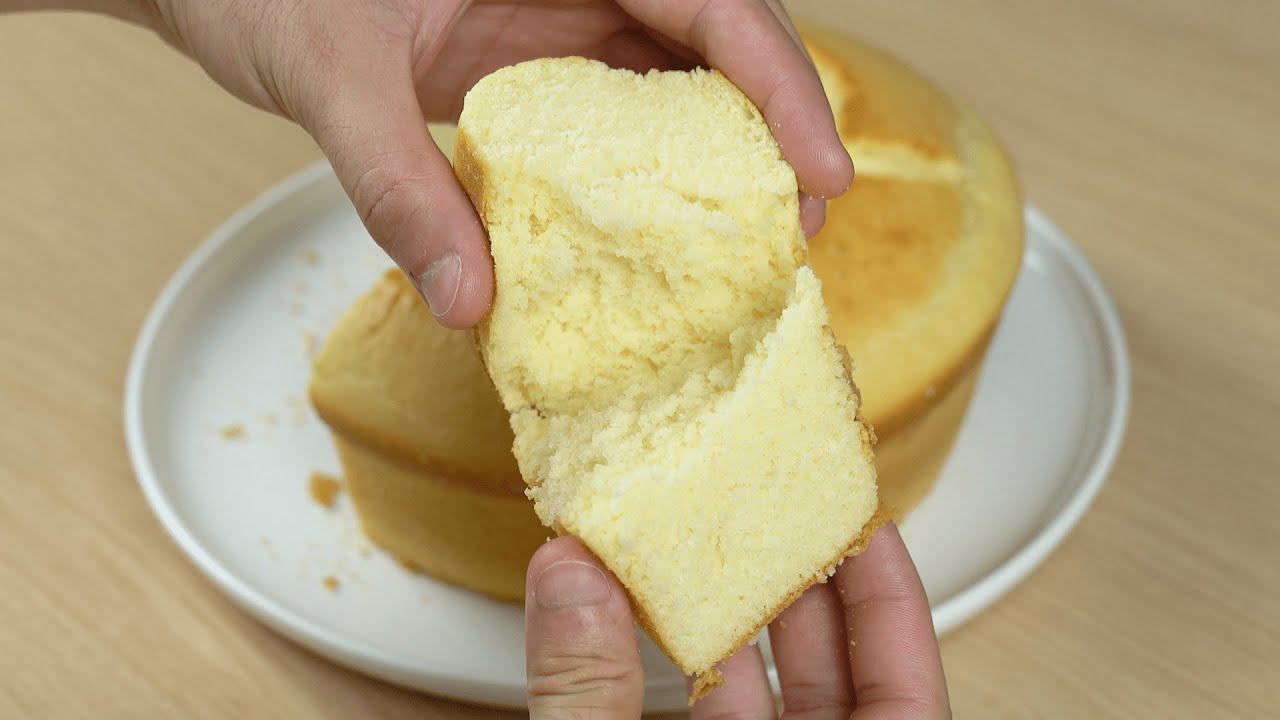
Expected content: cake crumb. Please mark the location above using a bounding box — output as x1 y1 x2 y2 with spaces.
354 537 374 558
777 619 789 630
284 394 308 426
299 249 319 266
322 576 341 592
396 558 424 575
309 471 342 509
258 537 279 561
690 667 725 704
219 424 246 440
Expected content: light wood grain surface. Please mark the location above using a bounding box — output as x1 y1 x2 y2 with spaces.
1 1 1277 717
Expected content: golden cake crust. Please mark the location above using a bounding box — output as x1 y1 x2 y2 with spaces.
309 269 525 496
807 33 957 162
801 24 1025 437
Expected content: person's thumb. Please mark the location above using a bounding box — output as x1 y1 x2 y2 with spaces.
303 51 492 329
526 537 645 720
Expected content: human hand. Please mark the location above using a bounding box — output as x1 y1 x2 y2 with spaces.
133 0 852 328
524 522 951 719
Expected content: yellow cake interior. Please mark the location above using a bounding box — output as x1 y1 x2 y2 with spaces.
454 56 880 678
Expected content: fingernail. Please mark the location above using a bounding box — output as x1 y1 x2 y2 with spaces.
535 560 610 609
418 253 461 318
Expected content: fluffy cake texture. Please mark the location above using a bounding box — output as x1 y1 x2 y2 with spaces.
458 58 803 417
455 58 880 683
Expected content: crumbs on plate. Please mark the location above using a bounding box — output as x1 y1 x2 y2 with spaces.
219 424 246 440
309 471 342 509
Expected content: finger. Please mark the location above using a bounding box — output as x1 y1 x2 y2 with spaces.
302 44 492 329
597 27 700 73
767 584 854 720
525 537 645 720
761 0 812 62
639 24 703 65
619 0 853 199
688 643 775 720
763 0 831 239
834 523 951 717
799 192 827 238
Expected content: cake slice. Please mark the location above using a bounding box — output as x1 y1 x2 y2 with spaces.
455 58 882 694
308 269 547 602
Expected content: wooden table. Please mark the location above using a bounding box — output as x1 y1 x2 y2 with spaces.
2 1 1276 716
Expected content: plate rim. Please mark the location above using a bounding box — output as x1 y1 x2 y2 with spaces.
121 162 484 689
123 160 1130 708
925 206 1131 634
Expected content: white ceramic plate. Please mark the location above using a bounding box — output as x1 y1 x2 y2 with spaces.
125 160 1129 712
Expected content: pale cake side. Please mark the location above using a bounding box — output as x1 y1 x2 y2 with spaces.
333 434 547 602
